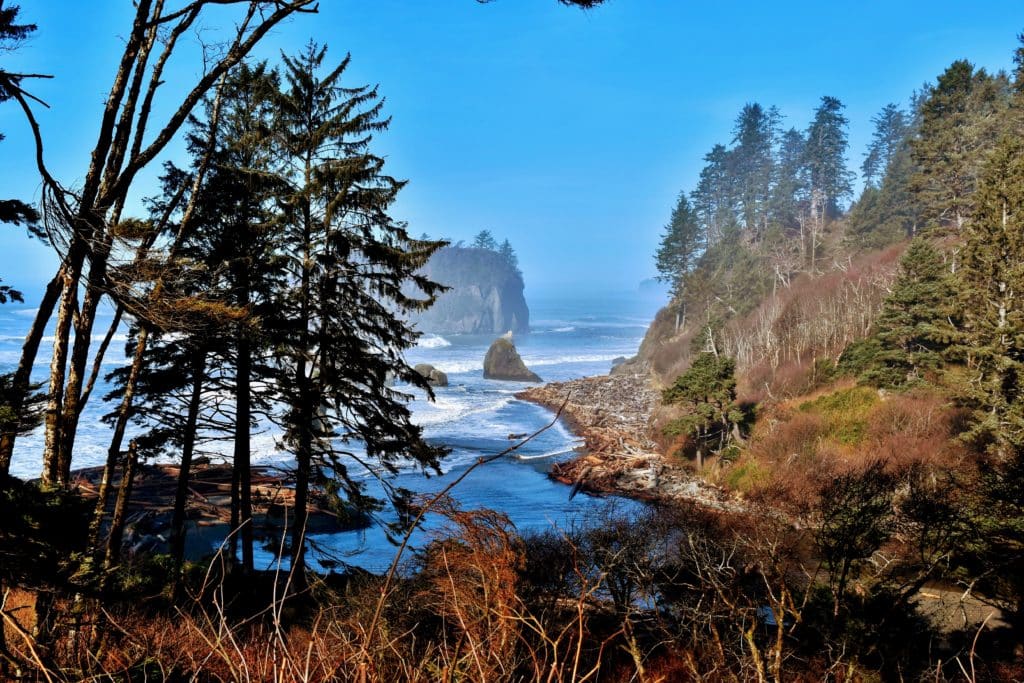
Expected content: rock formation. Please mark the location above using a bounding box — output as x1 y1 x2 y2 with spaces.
414 363 449 387
483 337 541 382
408 246 529 334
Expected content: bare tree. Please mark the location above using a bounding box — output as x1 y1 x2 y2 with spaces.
0 0 317 484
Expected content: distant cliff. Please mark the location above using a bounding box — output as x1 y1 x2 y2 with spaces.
410 246 530 335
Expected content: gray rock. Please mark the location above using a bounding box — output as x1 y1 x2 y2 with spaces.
414 363 449 387
406 247 529 334
483 337 541 382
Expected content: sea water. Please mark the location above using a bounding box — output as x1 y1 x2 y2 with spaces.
1 289 665 572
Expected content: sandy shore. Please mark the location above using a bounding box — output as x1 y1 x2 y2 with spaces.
517 372 738 510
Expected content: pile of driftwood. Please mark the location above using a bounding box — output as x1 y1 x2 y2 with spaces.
519 374 738 509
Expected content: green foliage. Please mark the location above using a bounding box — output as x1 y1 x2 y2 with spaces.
859 239 960 389
799 386 877 446
663 353 743 464
654 191 704 295
270 44 449 562
804 96 854 216
958 134 1024 455
861 103 910 187
911 61 1012 233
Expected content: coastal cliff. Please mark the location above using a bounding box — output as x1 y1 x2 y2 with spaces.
409 246 529 334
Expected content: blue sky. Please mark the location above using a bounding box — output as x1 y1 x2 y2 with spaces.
2 1 1024 297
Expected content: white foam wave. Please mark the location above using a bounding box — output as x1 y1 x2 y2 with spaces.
414 394 515 427
416 334 451 349
514 441 585 461
551 326 576 333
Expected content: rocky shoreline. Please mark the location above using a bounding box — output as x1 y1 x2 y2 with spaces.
516 372 739 511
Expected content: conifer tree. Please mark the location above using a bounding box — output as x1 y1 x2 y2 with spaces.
498 238 519 271
731 103 777 234
655 192 704 297
270 44 447 584
691 144 738 246
861 239 959 389
803 96 854 218
769 128 807 232
959 136 1024 456
473 229 498 250
911 61 1011 233
181 61 284 573
662 352 743 469
862 103 910 187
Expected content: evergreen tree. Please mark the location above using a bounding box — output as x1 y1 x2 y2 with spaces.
803 96 854 218
270 44 447 584
730 103 778 234
911 61 1011 233
861 239 959 389
473 229 498 250
862 103 910 187
654 192 704 296
959 136 1024 456
179 61 285 574
662 352 743 469
498 238 519 271
769 128 807 231
691 144 739 246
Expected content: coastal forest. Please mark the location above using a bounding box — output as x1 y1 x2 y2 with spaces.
2 1 1024 681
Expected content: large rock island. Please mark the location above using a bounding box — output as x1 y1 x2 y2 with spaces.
483 336 541 382
408 244 529 334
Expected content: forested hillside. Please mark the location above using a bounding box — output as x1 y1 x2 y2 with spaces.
628 35 1024 675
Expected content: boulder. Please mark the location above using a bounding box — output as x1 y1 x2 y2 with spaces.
414 363 449 387
483 337 541 382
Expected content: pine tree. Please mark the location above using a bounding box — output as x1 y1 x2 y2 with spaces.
654 192 704 297
472 229 497 250
804 96 854 218
662 352 743 469
731 103 778 235
270 44 447 584
959 135 1024 456
861 239 959 389
172 61 285 574
769 128 807 232
911 61 1011 233
691 144 739 246
498 238 519 271
862 103 910 187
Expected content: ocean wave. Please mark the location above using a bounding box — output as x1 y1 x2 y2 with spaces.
416 334 451 349
414 394 516 427
550 326 576 333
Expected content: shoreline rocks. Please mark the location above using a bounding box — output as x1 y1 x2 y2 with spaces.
483 336 541 382
517 373 738 510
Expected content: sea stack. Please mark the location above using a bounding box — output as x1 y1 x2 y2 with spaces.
483 336 541 382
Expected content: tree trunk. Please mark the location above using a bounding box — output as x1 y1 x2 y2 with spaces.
235 332 254 574
0 269 63 476
55 259 110 484
170 349 207 579
41 266 81 487
104 439 139 573
88 328 149 551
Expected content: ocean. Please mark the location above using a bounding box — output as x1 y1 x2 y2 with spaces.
1 288 665 572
